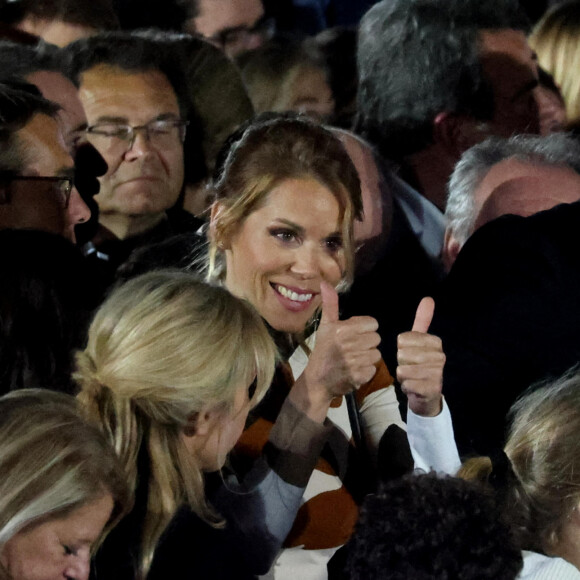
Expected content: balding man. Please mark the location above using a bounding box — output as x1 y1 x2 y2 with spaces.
443 133 580 269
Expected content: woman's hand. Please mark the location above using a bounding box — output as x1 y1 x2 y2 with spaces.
290 282 381 422
397 297 445 417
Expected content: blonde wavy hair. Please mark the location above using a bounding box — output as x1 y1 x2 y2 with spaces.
207 115 362 293
74 270 277 579
458 366 580 556
530 1 580 123
0 389 130 574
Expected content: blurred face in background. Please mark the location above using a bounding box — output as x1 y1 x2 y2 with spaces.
191 0 270 58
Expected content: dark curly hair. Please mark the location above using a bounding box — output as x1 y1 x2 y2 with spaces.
344 472 523 580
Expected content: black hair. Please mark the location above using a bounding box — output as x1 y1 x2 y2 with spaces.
0 78 60 170
344 472 523 580
0 41 73 83
357 0 530 159
112 0 195 31
0 0 119 29
62 31 189 116
0 230 99 395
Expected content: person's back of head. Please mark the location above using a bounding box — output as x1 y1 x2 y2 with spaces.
75 270 277 578
357 0 530 161
444 132 580 269
344 472 523 579
459 365 580 569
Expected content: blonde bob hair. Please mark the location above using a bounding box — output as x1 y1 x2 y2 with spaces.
530 1 580 123
0 389 130 560
207 114 363 292
458 365 580 555
75 270 277 578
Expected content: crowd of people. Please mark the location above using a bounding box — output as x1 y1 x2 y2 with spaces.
2 0 580 579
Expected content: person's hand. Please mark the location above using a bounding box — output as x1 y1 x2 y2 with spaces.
397 297 445 417
290 282 381 422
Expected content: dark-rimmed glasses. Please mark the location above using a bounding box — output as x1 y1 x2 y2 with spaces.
86 117 189 155
0 175 73 208
210 16 276 56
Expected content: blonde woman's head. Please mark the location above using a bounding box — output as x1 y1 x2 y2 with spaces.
75 270 277 576
207 114 362 294
530 1 580 123
0 389 130 578
459 365 580 562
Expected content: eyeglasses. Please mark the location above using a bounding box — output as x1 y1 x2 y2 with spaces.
86 117 189 155
0 175 73 208
210 16 276 56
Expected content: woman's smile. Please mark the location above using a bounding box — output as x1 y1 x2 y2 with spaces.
223 177 345 333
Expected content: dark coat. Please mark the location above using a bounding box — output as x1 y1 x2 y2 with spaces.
430 200 580 455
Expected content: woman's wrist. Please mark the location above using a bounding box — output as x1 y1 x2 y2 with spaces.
288 374 333 423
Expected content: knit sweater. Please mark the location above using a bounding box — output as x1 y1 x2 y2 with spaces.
235 339 460 580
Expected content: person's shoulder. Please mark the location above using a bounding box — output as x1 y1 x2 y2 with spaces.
519 551 580 580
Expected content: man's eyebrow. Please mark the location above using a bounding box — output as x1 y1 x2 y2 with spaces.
93 116 129 124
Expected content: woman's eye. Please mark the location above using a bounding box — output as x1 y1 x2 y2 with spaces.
63 545 76 556
325 236 343 253
270 228 297 243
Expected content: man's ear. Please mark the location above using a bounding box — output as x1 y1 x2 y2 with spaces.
209 201 230 250
433 112 482 158
442 228 463 273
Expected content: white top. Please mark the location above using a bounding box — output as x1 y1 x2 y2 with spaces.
519 551 580 580
261 339 461 580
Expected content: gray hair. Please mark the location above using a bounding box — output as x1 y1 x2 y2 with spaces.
446 132 580 245
357 0 528 160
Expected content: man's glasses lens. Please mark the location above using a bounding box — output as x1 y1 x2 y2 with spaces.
0 176 72 207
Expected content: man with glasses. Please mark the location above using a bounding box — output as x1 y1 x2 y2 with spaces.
188 0 274 58
64 33 203 282
0 79 90 242
0 40 107 244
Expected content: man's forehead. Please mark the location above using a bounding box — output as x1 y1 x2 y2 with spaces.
478 29 534 63
78 64 180 122
26 70 87 135
16 112 74 175
195 0 264 37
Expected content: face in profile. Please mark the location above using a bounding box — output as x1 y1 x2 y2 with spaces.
222 177 345 333
0 113 82 242
0 494 113 580
195 380 255 472
478 29 540 137
25 71 93 241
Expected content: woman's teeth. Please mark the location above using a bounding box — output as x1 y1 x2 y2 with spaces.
276 285 313 302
